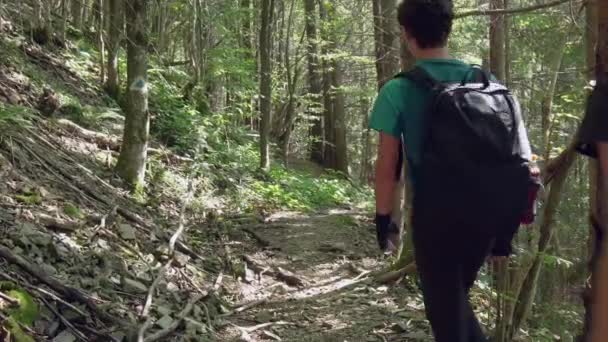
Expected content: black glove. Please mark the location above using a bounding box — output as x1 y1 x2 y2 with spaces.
375 213 399 252
491 224 519 257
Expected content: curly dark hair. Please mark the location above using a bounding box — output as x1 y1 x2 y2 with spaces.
397 0 454 49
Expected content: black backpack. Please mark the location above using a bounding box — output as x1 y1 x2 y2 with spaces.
399 66 533 228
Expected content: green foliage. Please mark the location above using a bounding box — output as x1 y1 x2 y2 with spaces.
63 203 84 219
0 282 38 341
0 104 35 127
14 194 42 205
7 289 38 326
250 166 367 211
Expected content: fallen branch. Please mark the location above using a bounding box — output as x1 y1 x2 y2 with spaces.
375 263 417 284
0 245 124 326
234 298 268 314
0 290 19 306
242 255 306 288
39 296 88 341
233 321 293 334
54 119 121 150
37 213 81 232
455 0 573 18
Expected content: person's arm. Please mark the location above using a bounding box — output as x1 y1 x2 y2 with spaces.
375 132 400 215
591 143 608 342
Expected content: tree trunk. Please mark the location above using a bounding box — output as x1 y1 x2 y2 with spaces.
504 0 511 87
105 0 122 99
541 38 567 160
510 146 577 339
279 0 298 162
305 0 324 164
372 0 384 90
373 0 400 87
489 0 506 82
380 0 399 77
494 38 568 341
582 2 608 340
98 0 106 84
59 0 68 43
115 0 149 189
332 59 348 174
360 95 372 183
71 0 82 30
259 0 274 170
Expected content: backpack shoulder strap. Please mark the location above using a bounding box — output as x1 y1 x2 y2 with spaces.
395 66 442 90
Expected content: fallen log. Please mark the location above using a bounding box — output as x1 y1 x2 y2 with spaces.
54 119 121 151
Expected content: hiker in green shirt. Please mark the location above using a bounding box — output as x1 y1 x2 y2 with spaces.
370 0 535 341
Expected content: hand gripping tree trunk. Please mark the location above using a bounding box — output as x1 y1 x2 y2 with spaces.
105 0 122 99
115 0 149 189
259 0 274 170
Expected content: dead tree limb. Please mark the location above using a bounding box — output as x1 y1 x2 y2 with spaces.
456 0 573 18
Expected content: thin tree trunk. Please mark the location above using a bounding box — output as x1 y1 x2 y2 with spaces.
59 0 68 43
319 1 335 169
115 0 149 188
105 0 121 99
259 0 274 170
71 0 82 30
332 58 348 174
510 146 578 339
380 0 399 77
372 0 384 90
490 0 506 82
98 0 106 84
280 0 297 162
495 37 568 341
305 0 324 164
504 0 511 87
541 38 567 160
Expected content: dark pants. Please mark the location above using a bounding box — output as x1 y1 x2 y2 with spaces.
413 212 494 342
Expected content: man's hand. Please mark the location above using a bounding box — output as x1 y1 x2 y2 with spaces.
375 213 400 254
488 255 508 264
375 132 400 215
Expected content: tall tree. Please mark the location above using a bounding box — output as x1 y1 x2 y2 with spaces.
71 0 82 30
306 0 324 164
105 0 122 99
115 0 150 188
331 54 348 174
489 0 506 82
97 0 106 83
259 0 274 170
584 1 608 340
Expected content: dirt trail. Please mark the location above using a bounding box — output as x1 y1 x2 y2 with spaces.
218 210 433 342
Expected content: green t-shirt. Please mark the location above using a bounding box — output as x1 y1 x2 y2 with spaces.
369 58 475 184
